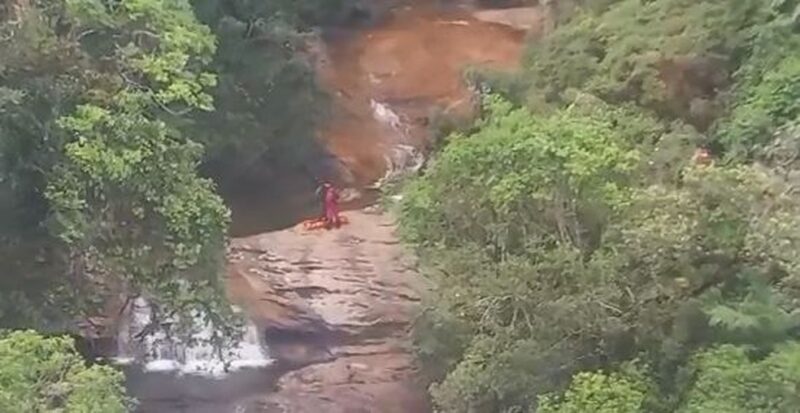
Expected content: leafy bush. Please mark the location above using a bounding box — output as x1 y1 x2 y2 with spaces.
0 331 129 413
715 24 800 156
525 0 769 112
0 0 237 344
401 95 648 256
537 370 648 413
189 0 328 180
404 1 800 412
679 344 800 412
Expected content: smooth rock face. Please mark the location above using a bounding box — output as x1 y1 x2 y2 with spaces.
227 210 431 412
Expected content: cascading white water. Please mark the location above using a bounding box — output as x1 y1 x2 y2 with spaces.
115 298 272 376
368 99 425 188
370 99 404 135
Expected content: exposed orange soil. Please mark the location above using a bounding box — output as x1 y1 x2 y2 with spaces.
317 4 526 185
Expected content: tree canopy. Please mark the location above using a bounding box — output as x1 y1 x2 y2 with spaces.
0 0 236 340
0 330 129 412
400 0 800 411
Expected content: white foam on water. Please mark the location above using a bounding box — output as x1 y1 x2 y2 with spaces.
370 99 404 136
367 99 425 189
145 359 181 372
115 298 272 377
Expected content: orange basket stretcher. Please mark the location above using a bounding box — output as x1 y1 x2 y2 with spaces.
301 214 350 231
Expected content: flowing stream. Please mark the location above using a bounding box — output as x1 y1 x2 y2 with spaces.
368 99 424 188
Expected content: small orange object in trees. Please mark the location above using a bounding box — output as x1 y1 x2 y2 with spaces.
692 147 712 166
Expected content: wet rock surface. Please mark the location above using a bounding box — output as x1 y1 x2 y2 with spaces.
227 211 431 412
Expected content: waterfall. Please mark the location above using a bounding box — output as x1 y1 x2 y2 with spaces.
370 99 404 136
368 99 425 189
115 298 272 377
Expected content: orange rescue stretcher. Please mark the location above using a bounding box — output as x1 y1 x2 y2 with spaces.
301 214 350 231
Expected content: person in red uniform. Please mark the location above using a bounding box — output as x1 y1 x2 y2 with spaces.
320 182 341 229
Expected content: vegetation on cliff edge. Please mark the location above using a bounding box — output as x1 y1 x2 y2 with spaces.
401 0 800 411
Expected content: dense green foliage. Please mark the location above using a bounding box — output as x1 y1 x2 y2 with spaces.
0 0 349 330
716 20 800 156
537 369 648 413
402 95 653 255
188 0 329 180
679 344 800 412
523 0 766 107
0 331 129 412
187 0 371 182
401 0 800 411
0 0 236 342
